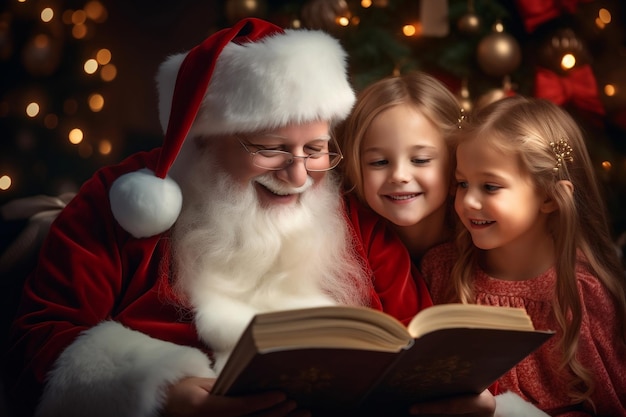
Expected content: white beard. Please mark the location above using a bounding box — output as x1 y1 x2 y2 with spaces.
170 143 369 374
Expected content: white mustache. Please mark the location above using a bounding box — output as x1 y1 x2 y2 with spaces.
255 173 314 196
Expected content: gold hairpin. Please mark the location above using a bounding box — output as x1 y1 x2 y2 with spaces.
457 108 465 129
550 138 574 173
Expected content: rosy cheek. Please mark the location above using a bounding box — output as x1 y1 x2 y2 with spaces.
454 195 464 215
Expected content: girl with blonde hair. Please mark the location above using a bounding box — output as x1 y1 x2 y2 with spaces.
338 71 461 264
422 95 626 415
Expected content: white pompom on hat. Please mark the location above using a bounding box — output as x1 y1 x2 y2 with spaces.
109 17 356 238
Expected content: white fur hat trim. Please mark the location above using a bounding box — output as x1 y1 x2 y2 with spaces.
156 28 355 136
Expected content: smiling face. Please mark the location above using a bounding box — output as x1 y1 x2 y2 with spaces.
361 103 450 227
454 137 552 253
215 120 332 209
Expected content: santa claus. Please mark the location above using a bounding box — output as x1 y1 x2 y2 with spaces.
151 16 371 375
4 17 404 417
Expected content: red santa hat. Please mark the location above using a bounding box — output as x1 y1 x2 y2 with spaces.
109 18 356 238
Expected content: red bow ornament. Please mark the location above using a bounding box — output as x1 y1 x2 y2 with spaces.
515 0 593 33
534 65 605 116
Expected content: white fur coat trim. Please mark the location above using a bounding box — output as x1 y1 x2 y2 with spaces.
35 321 214 417
495 391 550 417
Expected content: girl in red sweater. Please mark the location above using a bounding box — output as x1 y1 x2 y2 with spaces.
422 96 626 416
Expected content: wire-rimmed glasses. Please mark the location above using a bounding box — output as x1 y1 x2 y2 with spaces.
236 135 343 172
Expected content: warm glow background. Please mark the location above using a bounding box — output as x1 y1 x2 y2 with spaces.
0 0 625 239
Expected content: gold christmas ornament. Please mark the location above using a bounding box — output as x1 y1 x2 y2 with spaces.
301 0 350 33
474 76 514 112
457 12 481 34
538 27 589 75
474 88 508 112
476 22 521 77
457 0 480 35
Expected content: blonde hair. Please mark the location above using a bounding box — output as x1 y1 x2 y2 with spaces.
452 96 626 405
337 71 462 202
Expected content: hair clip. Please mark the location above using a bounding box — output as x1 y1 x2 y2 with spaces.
457 108 465 129
550 138 574 173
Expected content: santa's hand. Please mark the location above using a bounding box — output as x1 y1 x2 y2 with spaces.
409 389 495 416
160 376 308 417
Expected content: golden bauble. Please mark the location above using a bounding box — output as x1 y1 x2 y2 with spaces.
477 30 521 77
537 27 589 74
475 88 510 112
301 0 350 33
457 12 481 34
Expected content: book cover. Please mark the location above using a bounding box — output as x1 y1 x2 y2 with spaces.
212 305 554 415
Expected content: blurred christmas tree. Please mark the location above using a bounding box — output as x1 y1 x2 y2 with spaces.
226 0 626 240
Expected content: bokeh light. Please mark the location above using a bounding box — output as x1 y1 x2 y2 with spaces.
96 48 111 65
560 53 576 70
98 139 112 155
26 102 40 117
0 175 12 191
84 58 98 74
41 8 54 22
100 63 117 81
88 93 104 112
68 128 84 145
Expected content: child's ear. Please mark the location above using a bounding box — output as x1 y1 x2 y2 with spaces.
540 180 574 213
557 180 574 195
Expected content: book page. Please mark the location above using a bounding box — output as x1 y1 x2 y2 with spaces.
253 306 411 352
407 304 535 338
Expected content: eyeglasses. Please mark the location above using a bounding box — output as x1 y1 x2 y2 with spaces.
236 135 343 172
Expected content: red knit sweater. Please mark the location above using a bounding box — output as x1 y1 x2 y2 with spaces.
421 242 626 417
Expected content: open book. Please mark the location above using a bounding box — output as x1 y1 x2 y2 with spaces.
212 304 554 415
